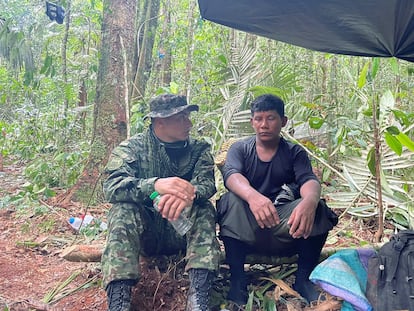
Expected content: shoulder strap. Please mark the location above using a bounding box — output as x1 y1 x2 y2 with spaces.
386 231 412 282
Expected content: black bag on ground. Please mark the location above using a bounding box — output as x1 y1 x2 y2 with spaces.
366 230 414 311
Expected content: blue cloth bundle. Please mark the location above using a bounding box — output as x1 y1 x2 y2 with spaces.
309 248 376 311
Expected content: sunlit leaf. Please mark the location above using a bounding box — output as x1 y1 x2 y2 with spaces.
263 296 276 311
371 58 380 79
362 107 372 117
379 90 395 124
44 188 56 198
358 62 369 89
218 54 227 65
367 147 376 175
389 57 399 74
301 102 320 109
170 82 179 94
308 116 324 129
389 211 409 228
245 291 254 311
392 109 410 127
396 132 414 152
334 126 346 146
384 132 402 156
403 183 409 193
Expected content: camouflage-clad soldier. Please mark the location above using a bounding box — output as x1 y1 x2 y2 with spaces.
102 94 221 311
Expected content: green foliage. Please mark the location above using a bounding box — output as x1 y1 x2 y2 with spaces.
24 148 88 189
2 0 414 232
387 207 410 229
3 189 52 223
384 131 402 155
308 116 324 129
367 147 376 175
240 265 298 311
396 132 414 152
0 19 35 77
39 219 56 233
78 221 107 241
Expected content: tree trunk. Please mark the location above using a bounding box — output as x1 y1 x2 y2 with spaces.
373 95 384 242
77 79 87 135
158 0 172 87
69 0 137 204
132 0 160 102
183 0 197 99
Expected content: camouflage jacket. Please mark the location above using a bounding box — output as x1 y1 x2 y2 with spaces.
103 127 216 205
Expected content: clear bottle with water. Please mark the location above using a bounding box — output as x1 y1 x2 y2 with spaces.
149 191 193 236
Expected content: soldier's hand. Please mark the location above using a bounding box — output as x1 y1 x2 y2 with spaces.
155 193 190 221
154 177 196 203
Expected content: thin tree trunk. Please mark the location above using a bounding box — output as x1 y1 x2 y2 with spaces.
184 0 197 99
60 0 71 186
373 95 384 242
132 0 160 101
78 79 87 135
155 0 172 87
61 0 71 125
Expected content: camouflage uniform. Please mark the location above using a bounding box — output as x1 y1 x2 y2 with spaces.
101 127 221 288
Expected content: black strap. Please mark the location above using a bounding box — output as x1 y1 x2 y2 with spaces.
386 231 414 282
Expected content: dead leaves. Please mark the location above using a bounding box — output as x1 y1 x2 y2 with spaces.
260 277 343 311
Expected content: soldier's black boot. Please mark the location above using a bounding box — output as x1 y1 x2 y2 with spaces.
106 279 135 311
186 268 214 311
293 233 328 304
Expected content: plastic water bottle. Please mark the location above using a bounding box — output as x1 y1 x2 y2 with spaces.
149 191 193 236
68 217 85 230
68 215 107 231
82 214 108 230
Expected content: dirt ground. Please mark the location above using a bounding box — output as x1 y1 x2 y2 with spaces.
0 163 194 311
0 162 388 311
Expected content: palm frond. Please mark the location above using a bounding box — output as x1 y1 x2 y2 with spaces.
327 145 414 228
215 43 262 150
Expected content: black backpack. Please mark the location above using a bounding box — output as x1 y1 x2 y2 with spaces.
366 230 414 311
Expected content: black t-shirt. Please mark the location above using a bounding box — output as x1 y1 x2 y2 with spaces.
222 136 319 199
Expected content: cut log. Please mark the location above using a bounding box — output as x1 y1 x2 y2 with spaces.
61 244 381 264
60 244 104 262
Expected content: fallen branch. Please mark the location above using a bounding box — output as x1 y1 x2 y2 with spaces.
61 244 381 264
60 244 104 262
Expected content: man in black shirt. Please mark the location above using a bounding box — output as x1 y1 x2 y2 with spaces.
217 94 337 306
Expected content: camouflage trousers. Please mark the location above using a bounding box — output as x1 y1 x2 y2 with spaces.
101 200 221 288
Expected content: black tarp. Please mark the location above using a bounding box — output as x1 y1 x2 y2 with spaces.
198 0 414 62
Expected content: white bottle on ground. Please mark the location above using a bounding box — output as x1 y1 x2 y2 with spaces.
68 215 107 231
68 216 85 230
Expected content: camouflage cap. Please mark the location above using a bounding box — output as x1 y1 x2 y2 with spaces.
147 94 199 118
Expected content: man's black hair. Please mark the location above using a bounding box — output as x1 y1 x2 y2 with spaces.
250 94 285 118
